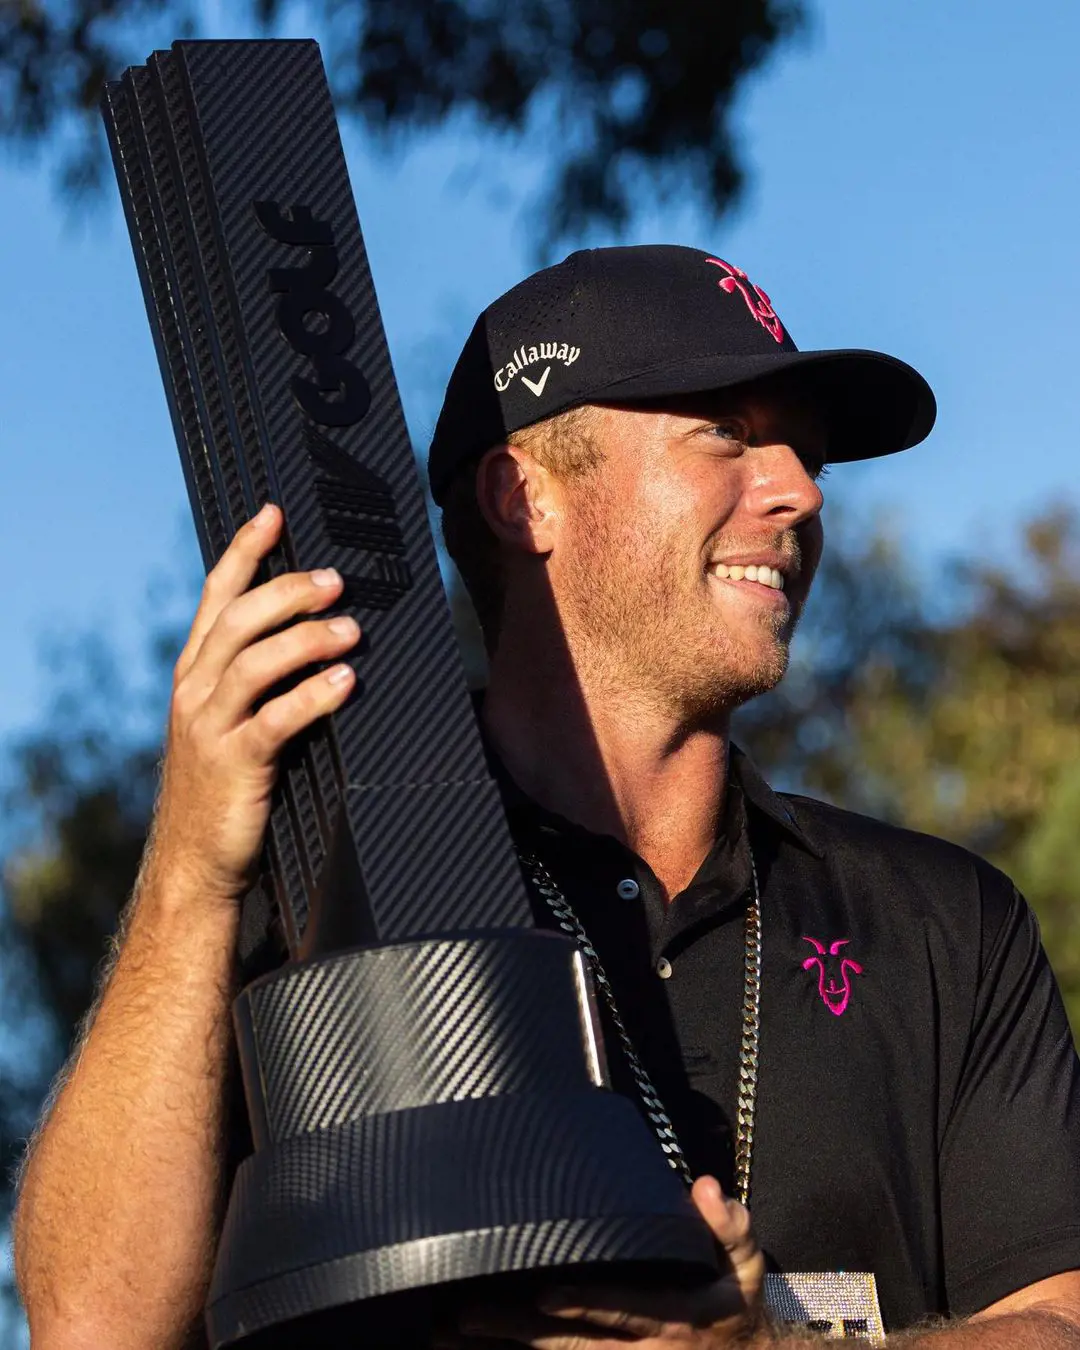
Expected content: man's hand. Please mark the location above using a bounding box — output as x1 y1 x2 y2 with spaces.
455 1176 767 1348
152 502 360 904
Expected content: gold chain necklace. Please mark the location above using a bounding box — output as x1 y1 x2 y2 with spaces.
519 849 763 1207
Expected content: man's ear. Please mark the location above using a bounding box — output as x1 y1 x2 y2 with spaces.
475 444 561 555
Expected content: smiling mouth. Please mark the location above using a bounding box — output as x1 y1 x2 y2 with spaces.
708 562 785 590
707 566 791 606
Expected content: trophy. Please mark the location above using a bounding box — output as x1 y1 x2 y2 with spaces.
102 40 717 1348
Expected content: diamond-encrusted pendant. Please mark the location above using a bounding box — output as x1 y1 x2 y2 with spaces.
764 1272 885 1343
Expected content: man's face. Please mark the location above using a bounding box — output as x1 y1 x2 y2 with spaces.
547 380 827 722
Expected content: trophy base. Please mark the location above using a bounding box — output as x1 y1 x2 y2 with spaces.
214 1254 708 1349
207 1095 717 1348
207 933 718 1347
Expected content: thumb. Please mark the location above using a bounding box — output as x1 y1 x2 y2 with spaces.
692 1175 762 1281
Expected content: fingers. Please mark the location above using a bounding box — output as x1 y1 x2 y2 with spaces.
538 1282 719 1337
692 1175 766 1321
536 1290 664 1339
244 660 356 765
459 1305 610 1349
186 565 348 699
203 615 360 734
154 505 368 903
178 503 282 681
457 1183 766 1350
690 1175 728 1237
531 1181 761 1340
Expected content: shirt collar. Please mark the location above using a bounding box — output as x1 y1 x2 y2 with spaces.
472 691 821 859
728 742 823 859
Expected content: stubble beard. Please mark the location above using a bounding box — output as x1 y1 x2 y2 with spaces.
556 504 796 727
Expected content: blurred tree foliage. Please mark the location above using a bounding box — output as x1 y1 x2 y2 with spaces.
1 0 805 247
844 512 1080 1011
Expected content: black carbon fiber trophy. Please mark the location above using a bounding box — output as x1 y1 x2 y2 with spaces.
102 39 717 1348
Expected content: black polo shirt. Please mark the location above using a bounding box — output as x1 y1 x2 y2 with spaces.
233 743 1080 1336
486 742 1080 1332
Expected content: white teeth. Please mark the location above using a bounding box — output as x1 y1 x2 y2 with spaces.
709 563 785 591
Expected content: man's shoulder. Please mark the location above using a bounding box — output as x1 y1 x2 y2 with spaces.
775 790 1018 916
777 790 972 858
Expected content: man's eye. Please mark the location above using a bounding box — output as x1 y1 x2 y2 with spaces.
710 421 747 443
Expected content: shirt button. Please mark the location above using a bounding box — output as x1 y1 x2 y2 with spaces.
656 957 673 980
617 878 640 899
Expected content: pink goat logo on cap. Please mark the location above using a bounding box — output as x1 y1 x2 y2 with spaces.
801 937 864 1017
706 257 785 344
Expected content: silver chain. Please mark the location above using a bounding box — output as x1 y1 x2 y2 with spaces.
518 848 763 1207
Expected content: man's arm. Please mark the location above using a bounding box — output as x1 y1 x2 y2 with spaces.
12 505 360 1350
13 860 240 1350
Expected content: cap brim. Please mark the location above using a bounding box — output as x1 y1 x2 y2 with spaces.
582 348 936 462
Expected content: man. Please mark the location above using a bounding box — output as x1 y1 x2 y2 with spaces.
13 246 1080 1349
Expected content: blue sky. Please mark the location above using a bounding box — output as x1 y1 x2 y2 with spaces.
2 0 1080 747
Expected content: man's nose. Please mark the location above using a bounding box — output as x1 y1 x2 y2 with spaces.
746 443 824 525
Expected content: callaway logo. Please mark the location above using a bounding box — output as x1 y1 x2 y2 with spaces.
494 341 581 396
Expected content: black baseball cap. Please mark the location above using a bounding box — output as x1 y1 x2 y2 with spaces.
427 245 935 505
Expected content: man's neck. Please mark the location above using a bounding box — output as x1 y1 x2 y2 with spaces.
482 644 731 902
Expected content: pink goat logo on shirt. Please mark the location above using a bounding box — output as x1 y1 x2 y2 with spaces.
801 937 864 1016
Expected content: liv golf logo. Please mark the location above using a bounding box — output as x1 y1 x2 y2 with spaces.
494 341 581 398
254 199 413 613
